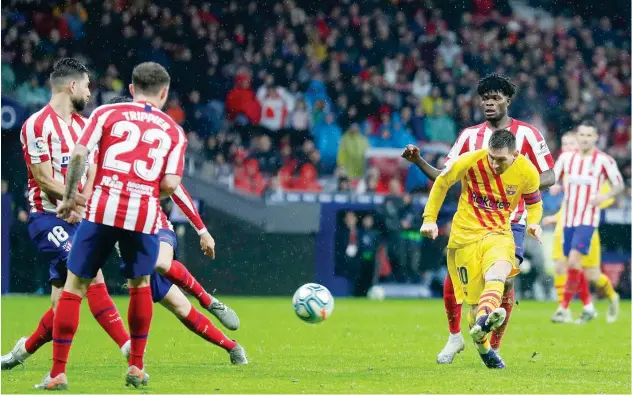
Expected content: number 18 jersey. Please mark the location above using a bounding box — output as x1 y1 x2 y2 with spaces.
78 101 187 234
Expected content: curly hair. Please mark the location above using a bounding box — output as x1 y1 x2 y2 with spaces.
476 73 517 98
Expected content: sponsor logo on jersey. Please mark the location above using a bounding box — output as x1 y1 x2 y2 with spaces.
470 190 510 211
30 137 48 155
61 155 70 168
101 175 124 189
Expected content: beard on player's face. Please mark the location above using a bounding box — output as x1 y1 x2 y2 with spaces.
70 96 87 112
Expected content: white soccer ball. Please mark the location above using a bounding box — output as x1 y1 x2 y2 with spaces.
292 283 334 323
367 285 385 301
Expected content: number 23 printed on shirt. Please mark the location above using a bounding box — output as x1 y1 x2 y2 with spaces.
102 120 172 182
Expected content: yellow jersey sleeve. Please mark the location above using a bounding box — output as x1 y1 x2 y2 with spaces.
423 150 483 223
521 159 543 225
599 182 615 209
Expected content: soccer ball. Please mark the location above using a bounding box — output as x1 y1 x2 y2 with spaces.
292 283 334 323
367 285 385 301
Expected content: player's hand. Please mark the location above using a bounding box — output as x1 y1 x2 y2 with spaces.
200 232 216 259
542 215 557 226
548 184 562 196
74 192 88 207
420 222 438 240
527 224 542 243
65 206 84 224
401 144 421 163
589 194 608 207
56 199 77 220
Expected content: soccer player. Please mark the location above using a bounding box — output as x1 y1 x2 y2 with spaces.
402 73 555 363
3 97 244 372
421 130 543 368
550 121 623 324
107 95 247 363
38 62 186 390
1 59 130 370
542 131 616 322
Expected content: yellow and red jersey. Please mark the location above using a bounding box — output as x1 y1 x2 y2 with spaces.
423 149 543 248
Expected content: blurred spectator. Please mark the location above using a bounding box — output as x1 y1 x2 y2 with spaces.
225 72 261 125
335 211 362 287
337 123 369 179
165 97 185 125
398 193 422 283
290 98 310 131
249 135 281 176
424 102 457 144
16 77 50 110
376 179 407 282
312 113 342 172
257 75 296 132
356 214 380 296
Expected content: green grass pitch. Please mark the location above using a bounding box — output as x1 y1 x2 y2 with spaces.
1 296 630 394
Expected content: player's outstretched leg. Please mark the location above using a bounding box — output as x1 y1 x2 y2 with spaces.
2 307 54 370
86 275 131 356
437 273 465 364
160 285 248 365
158 259 240 330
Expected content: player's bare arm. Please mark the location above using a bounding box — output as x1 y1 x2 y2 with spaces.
539 169 555 191
589 183 624 207
30 161 86 204
57 144 89 219
401 144 442 181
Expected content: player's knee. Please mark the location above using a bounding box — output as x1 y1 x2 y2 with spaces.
154 258 171 274
554 260 567 275
64 271 91 296
92 270 105 284
504 277 514 291
584 268 600 283
128 275 151 289
485 260 512 282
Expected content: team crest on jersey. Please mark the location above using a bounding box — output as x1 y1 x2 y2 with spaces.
506 185 518 196
62 240 72 252
30 137 48 155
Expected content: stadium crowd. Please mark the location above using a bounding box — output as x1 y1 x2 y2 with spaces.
2 0 630 199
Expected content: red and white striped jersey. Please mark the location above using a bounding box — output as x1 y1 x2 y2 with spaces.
554 149 623 227
81 101 188 234
157 185 207 235
444 118 554 225
20 104 94 213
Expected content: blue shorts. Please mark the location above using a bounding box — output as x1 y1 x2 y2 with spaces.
28 213 79 283
511 223 526 264
68 220 159 280
563 225 595 256
149 229 178 303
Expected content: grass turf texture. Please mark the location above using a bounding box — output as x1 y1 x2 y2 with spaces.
2 296 630 394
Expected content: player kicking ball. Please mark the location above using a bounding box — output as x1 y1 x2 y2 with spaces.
420 130 543 368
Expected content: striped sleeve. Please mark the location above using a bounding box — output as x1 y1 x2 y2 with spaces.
443 128 472 165
79 108 116 152
601 155 624 187
21 115 50 164
171 185 207 235
165 126 187 176
522 160 542 205
521 125 554 173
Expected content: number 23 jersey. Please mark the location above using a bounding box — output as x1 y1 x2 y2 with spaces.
79 101 187 234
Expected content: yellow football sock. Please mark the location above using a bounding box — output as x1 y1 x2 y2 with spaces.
554 274 567 304
476 280 505 321
596 274 617 300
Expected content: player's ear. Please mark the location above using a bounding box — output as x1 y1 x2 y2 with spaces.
129 84 135 97
513 150 519 159
159 86 169 101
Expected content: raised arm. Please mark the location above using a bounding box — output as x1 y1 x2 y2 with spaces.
401 144 442 181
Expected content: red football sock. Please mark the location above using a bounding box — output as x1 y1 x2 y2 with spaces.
182 307 237 351
577 271 592 306
128 286 153 370
561 268 582 309
87 283 130 348
490 288 515 350
24 308 54 354
51 292 82 378
163 260 212 307
443 274 462 334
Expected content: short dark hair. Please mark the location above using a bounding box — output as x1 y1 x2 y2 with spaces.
50 58 89 84
579 119 598 130
476 73 516 98
489 129 516 151
106 96 132 105
132 62 170 95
